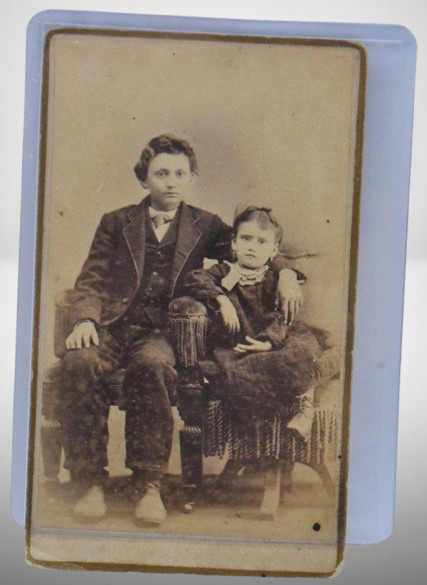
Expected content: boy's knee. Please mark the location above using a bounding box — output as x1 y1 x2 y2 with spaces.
130 334 176 374
61 348 103 380
129 351 176 379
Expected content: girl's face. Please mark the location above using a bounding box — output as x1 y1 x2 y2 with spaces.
232 220 279 269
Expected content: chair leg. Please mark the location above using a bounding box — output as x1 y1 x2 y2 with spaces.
179 424 203 512
309 463 335 498
176 370 205 512
259 460 283 520
41 423 62 481
280 460 294 498
216 459 246 488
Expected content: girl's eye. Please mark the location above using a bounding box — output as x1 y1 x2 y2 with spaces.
155 171 167 177
176 170 185 177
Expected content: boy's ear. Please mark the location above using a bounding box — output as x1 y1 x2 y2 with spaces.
231 239 237 253
141 180 148 189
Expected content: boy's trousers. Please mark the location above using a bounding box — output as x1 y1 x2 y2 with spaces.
56 319 177 484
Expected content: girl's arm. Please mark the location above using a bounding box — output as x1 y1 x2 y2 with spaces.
183 264 227 302
184 265 240 333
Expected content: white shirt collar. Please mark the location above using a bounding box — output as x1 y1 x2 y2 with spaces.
148 206 178 220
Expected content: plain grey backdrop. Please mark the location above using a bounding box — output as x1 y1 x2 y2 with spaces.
1 0 426 583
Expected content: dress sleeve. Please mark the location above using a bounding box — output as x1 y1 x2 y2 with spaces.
183 264 228 303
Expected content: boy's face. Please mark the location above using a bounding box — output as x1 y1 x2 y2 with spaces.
142 153 193 211
232 221 279 269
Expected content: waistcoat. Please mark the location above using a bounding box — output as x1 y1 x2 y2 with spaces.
125 212 178 325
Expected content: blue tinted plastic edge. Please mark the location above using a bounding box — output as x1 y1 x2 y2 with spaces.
11 10 416 545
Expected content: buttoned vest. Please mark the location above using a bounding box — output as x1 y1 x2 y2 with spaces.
125 211 178 325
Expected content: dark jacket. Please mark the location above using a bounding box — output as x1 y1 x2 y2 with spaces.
67 196 232 327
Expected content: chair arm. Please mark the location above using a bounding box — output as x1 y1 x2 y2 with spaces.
42 362 63 420
53 289 78 358
168 296 208 367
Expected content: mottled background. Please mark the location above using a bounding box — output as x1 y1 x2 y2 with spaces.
41 33 359 363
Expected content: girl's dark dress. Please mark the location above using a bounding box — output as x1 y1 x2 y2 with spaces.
184 263 321 423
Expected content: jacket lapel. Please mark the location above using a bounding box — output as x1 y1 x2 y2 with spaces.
170 202 201 291
123 197 148 283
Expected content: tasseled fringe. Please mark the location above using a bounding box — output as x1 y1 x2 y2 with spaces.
203 401 338 464
204 400 226 458
168 314 208 367
181 425 202 437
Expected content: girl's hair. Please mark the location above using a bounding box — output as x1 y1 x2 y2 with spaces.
233 206 283 243
134 134 198 182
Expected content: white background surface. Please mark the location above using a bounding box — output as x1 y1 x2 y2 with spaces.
1 1 426 583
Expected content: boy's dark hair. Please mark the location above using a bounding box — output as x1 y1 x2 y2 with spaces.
233 206 283 244
134 134 198 182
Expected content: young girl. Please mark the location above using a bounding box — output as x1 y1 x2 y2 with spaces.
184 206 321 437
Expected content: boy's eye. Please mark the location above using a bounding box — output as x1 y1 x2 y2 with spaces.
258 239 266 245
176 170 186 177
154 170 167 177
240 235 251 241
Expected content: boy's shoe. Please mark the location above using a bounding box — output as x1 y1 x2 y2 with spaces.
287 388 315 442
72 484 107 522
134 481 167 526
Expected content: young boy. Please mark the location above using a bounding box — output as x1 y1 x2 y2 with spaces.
56 135 303 526
184 206 320 430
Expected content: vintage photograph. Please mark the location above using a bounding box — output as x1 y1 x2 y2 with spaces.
27 29 364 575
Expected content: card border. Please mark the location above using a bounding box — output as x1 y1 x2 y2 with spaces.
12 6 416 566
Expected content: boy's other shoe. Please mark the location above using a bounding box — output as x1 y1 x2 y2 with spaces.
72 484 107 522
134 481 167 526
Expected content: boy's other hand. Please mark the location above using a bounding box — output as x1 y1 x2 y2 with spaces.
216 295 240 334
234 336 272 354
277 269 303 324
65 320 99 350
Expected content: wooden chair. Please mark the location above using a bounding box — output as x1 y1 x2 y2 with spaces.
169 296 340 517
42 293 340 518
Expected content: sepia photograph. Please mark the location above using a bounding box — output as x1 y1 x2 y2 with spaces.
26 28 365 576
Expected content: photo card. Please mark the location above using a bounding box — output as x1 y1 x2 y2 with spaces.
15 10 416 578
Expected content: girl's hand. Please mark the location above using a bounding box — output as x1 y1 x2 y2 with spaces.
216 295 240 334
277 269 303 324
233 335 272 354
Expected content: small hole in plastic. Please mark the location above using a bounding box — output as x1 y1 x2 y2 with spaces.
313 523 321 532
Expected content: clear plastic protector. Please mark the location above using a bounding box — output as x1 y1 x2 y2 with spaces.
11 9 415 556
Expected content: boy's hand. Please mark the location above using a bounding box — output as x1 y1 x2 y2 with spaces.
277 269 303 324
234 336 272 354
216 295 240 334
65 320 99 350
